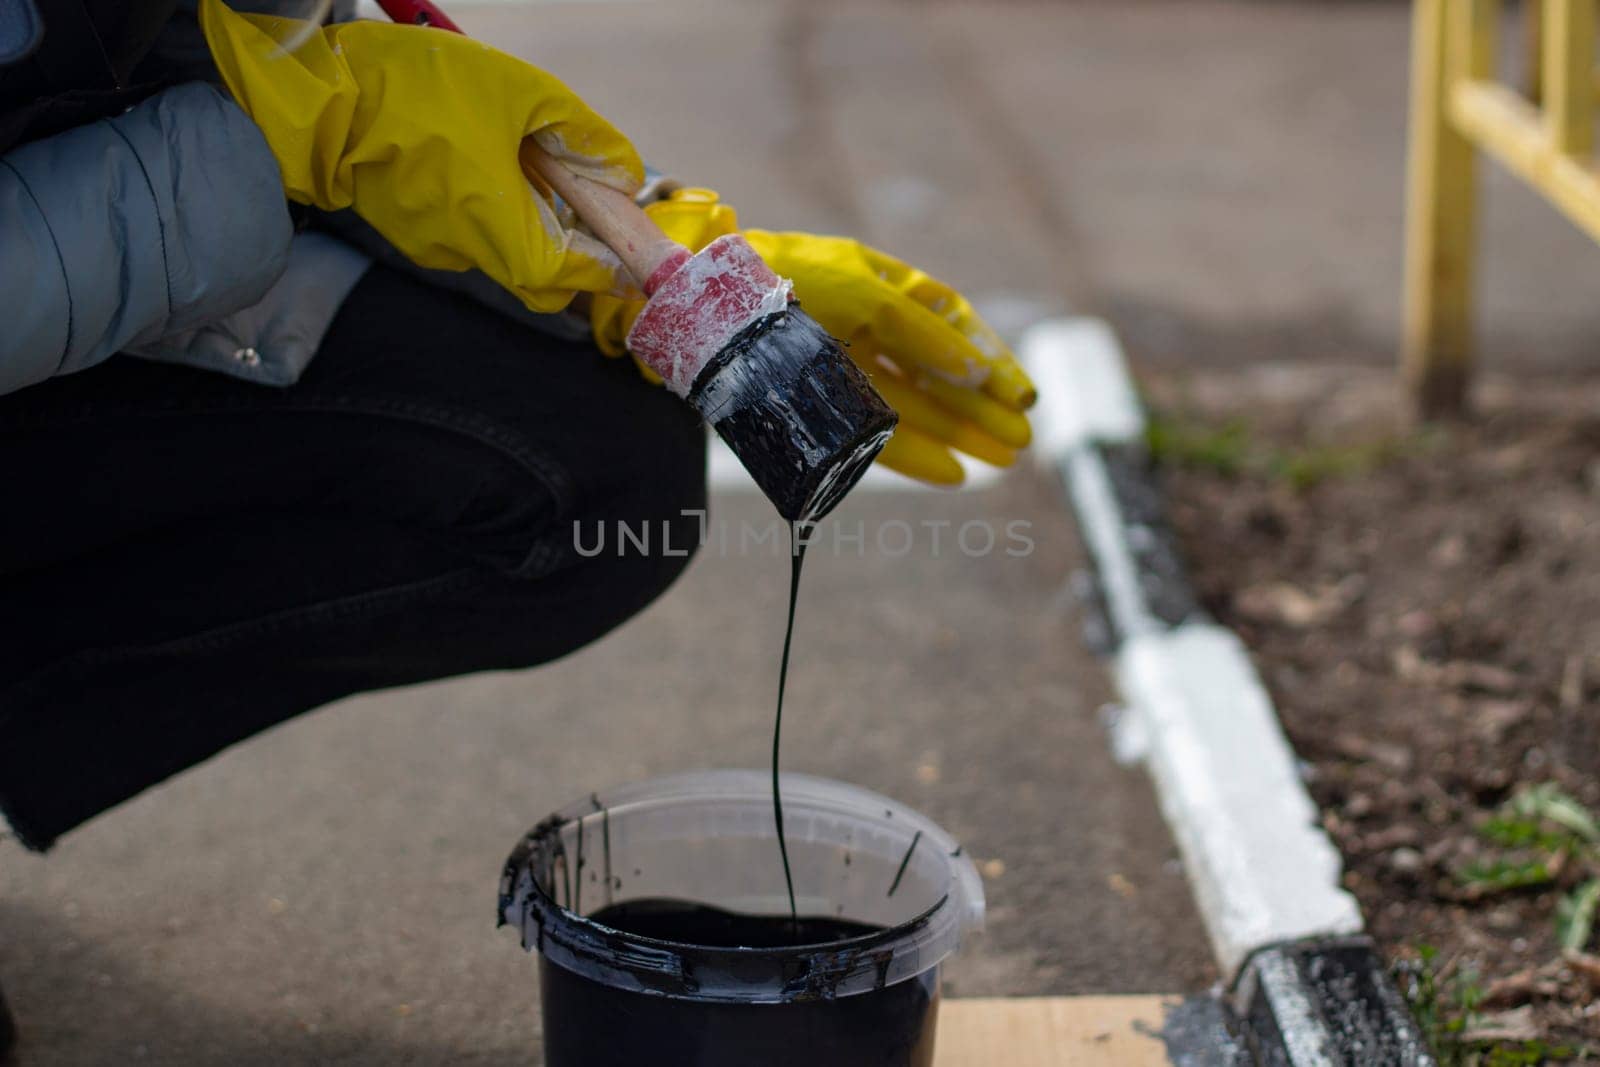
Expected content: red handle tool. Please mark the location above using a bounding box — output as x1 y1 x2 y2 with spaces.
373 0 461 34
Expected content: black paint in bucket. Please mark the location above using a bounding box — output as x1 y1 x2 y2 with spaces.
539 899 938 1067
499 772 984 1067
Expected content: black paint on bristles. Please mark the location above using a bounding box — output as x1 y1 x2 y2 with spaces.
688 307 897 523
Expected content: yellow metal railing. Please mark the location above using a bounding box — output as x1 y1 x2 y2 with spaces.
1404 0 1600 415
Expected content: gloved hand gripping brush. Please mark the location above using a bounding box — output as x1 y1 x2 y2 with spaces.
371 4 1036 494
370 0 901 523
516 146 898 523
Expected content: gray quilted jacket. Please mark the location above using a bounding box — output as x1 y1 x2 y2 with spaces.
0 0 587 398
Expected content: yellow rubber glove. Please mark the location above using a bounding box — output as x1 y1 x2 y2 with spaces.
591 189 1037 485
200 0 644 313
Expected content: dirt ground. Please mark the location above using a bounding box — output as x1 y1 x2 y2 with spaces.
1146 364 1600 1057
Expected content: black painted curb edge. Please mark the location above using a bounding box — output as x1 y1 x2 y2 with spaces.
1233 937 1436 1066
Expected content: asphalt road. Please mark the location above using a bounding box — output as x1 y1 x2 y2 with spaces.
0 476 1213 1064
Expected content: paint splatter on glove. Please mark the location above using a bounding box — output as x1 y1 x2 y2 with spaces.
200 0 644 313
591 188 1036 485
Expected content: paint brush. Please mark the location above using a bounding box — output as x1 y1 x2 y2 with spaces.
378 0 898 523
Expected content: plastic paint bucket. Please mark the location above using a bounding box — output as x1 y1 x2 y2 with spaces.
498 770 985 1067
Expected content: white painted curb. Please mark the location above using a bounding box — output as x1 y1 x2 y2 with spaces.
1026 317 1145 455
1021 317 1363 980
1116 625 1363 976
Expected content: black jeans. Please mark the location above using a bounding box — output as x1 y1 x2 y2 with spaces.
0 265 707 850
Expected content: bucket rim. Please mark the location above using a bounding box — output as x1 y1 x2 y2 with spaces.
498 769 984 1004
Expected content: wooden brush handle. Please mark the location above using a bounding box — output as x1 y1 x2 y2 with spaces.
375 2 686 294
519 141 687 293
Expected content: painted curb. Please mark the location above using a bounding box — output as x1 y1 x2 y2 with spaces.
1018 316 1444 1064
1020 317 1363 980
1233 938 1436 1066
1114 623 1360 974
